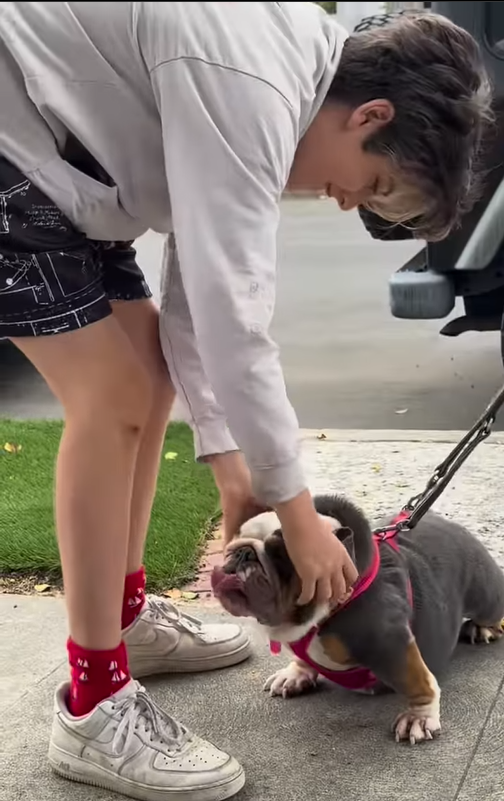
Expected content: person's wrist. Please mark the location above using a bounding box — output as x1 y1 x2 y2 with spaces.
275 489 320 538
206 451 250 496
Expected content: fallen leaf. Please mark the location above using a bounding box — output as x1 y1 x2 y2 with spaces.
34 583 51 593
3 442 21 454
164 451 178 460
395 408 408 415
371 464 382 473
163 588 182 599
181 591 199 601
316 433 327 440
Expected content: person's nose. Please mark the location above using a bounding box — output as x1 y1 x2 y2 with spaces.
331 187 364 212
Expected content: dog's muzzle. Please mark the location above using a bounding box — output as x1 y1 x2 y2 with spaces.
211 540 284 624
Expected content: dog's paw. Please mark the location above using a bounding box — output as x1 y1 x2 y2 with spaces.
460 620 504 645
263 661 318 699
393 710 441 745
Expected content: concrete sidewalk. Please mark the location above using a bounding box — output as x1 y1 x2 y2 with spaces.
1 430 504 801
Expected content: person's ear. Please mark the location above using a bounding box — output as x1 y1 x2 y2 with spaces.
348 99 395 134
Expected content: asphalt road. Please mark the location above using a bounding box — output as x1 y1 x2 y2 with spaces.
2 198 503 430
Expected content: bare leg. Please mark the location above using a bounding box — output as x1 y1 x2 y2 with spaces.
111 299 176 576
12 316 153 650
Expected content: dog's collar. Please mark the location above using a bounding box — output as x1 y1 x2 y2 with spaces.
270 511 409 656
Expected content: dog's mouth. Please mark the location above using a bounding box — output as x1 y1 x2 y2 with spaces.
211 543 283 624
211 568 251 617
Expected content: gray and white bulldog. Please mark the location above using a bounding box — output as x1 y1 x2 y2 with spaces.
212 494 504 744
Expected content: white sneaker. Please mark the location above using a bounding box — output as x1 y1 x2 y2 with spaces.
49 680 245 801
124 597 251 678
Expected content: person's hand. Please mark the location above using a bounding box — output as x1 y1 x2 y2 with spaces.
206 452 269 547
276 490 358 606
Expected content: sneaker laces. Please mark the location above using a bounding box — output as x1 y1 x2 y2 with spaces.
145 596 206 640
112 686 190 754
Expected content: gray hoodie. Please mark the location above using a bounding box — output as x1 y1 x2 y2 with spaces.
0 2 347 505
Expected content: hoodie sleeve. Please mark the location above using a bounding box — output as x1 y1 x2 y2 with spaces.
151 57 307 506
159 232 239 460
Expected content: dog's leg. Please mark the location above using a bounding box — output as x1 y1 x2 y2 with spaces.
391 636 441 745
351 630 441 745
459 619 504 645
264 657 319 699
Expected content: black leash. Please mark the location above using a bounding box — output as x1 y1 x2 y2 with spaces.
373 382 504 536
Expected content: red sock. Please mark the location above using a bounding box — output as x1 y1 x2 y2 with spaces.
67 639 130 717
122 566 146 630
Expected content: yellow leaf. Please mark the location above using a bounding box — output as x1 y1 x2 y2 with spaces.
163 588 182 599
3 442 21 454
164 451 178 460
181 591 198 601
371 464 382 473
34 583 51 593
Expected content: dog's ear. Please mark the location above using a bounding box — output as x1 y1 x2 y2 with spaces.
337 526 356 564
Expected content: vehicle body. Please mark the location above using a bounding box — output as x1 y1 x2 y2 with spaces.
357 2 504 364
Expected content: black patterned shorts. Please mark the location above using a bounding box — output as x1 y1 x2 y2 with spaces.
0 155 151 338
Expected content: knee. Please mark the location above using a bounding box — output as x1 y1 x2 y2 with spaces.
65 358 155 436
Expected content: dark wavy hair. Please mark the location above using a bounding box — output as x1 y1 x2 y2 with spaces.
326 11 494 242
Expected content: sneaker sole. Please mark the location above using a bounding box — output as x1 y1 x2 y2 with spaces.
128 638 252 678
48 746 245 801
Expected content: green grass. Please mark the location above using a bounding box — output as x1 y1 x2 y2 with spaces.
0 420 219 590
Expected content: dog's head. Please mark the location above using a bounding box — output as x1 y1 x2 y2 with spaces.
211 495 370 633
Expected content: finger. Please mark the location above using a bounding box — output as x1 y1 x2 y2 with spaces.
315 577 333 606
343 559 359 587
337 588 353 605
329 573 347 606
297 577 317 606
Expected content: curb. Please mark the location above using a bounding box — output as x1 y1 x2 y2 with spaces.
299 429 504 445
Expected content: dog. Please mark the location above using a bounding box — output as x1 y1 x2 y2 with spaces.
211 494 504 744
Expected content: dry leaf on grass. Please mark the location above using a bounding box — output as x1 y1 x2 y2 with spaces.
3 442 22 454
34 583 51 593
164 451 178 461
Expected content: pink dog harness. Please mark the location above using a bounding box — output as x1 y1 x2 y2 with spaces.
270 512 412 691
